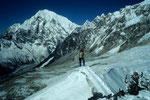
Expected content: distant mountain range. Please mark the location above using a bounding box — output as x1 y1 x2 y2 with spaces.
52 0 150 61
0 0 150 79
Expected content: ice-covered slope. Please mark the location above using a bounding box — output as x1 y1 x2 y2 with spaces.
0 9 78 76
24 43 150 100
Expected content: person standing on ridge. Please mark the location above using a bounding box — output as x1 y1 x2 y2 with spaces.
79 48 85 66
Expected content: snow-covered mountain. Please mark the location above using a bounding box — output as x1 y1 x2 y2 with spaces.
1 31 150 100
53 0 150 61
0 9 78 76
1 0 150 100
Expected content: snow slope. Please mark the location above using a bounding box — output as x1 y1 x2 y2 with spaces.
25 67 93 100
25 44 150 100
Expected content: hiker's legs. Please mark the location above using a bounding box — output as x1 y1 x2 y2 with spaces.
79 58 81 66
83 58 85 66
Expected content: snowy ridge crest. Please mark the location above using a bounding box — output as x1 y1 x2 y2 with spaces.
82 20 96 29
142 0 150 5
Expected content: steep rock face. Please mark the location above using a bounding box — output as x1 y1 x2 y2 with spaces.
53 0 150 60
0 9 78 76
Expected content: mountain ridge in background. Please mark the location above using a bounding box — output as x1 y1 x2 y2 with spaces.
52 0 150 62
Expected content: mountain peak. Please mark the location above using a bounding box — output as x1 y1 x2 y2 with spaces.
8 9 79 33
37 9 55 14
83 20 91 26
35 9 58 19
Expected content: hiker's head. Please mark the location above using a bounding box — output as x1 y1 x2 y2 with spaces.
80 48 83 52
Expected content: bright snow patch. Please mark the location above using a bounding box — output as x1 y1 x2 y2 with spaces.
141 0 150 6
138 32 150 43
126 15 143 27
120 32 126 36
40 57 54 68
108 45 121 54
95 46 104 54
113 11 122 18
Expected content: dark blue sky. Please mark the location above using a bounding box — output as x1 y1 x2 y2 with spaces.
0 0 144 34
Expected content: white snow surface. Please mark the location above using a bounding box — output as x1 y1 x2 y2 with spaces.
111 11 122 22
26 67 93 100
141 0 150 6
25 44 150 100
95 46 104 54
40 57 54 68
138 32 150 43
108 45 121 54
125 15 143 27
82 20 96 29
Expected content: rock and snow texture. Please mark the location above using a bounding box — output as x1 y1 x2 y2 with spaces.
0 9 78 75
54 0 150 60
